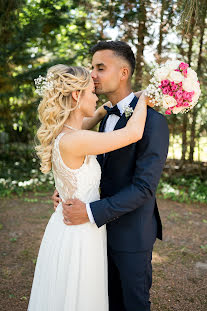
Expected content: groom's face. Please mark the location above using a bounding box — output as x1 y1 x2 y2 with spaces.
91 49 124 95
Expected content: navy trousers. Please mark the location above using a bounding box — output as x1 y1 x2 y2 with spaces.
108 248 152 311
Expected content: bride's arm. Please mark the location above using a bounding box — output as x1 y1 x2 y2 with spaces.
82 101 111 130
82 91 152 131
60 93 147 157
135 90 154 107
134 91 143 98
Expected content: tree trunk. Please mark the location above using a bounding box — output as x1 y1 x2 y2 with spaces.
157 0 165 57
181 113 188 161
134 1 147 89
189 1 206 162
188 109 197 162
181 12 196 163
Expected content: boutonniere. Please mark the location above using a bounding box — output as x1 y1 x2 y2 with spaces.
123 105 134 118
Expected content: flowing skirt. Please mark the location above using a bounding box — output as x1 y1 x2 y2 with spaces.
28 203 108 311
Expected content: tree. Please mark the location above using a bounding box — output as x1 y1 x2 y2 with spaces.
0 0 100 142
189 0 207 162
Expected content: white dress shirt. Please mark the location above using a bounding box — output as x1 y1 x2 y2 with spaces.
86 92 135 224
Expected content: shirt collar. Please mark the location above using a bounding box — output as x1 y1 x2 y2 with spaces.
116 92 135 115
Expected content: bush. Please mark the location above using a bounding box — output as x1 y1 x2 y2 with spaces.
0 143 54 197
157 174 207 204
0 143 207 204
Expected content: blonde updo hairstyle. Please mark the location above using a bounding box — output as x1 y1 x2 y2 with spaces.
35 64 91 174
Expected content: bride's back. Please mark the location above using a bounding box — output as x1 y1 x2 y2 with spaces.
52 132 101 203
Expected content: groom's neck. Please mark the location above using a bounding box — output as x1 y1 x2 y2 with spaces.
107 87 133 106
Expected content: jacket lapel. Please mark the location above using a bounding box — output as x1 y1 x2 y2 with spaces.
103 95 139 165
97 114 110 167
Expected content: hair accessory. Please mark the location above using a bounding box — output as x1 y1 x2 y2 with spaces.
34 72 55 96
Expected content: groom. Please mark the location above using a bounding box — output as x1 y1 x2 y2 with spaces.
53 41 169 310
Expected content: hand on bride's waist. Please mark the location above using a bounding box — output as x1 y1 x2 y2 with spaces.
62 198 89 226
52 189 62 211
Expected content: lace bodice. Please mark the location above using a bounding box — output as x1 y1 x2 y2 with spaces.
52 132 101 204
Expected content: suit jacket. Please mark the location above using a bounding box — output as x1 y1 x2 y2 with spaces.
90 96 169 252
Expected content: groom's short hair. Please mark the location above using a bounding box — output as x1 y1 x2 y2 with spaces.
90 41 135 76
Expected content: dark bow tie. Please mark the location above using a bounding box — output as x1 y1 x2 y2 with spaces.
104 105 121 117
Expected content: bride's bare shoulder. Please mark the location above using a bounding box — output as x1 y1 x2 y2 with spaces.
59 130 88 153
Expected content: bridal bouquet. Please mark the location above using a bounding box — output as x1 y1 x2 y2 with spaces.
145 60 201 115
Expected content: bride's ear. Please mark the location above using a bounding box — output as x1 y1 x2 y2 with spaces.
71 90 80 101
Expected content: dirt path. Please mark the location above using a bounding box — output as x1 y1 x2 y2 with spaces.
0 193 207 311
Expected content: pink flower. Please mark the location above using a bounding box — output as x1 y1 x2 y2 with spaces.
182 69 188 78
178 82 183 87
183 102 190 107
186 91 195 102
161 79 169 87
168 91 174 96
176 98 183 105
165 109 172 115
175 90 183 99
162 87 170 94
171 85 178 91
179 62 189 71
174 69 180 72
182 91 190 100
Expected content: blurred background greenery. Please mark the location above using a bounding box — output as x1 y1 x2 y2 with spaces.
0 0 206 202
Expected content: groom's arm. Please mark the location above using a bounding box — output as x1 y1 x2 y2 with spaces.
90 112 169 228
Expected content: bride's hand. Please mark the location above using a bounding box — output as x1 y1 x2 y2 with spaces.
98 101 111 118
135 90 154 107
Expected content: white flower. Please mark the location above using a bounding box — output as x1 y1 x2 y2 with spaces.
172 106 184 114
124 105 133 118
182 75 201 105
187 68 198 81
165 60 180 71
154 67 170 81
168 71 184 84
182 78 194 92
191 84 201 104
0 178 6 185
34 73 55 96
162 95 177 108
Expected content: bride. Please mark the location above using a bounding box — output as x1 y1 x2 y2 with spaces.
28 64 147 311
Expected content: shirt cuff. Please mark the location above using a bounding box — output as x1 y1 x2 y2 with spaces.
86 203 95 224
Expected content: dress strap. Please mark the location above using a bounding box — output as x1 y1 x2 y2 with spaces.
55 132 66 143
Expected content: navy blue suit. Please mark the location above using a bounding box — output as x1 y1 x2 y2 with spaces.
90 96 169 311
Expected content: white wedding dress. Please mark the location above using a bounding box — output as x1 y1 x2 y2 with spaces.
28 132 108 311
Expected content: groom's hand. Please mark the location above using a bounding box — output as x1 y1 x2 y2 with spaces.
52 189 62 210
62 198 89 226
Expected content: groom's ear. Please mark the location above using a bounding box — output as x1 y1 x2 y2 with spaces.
120 66 130 81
